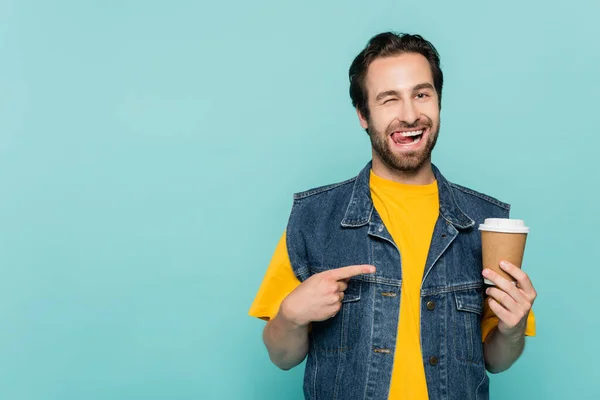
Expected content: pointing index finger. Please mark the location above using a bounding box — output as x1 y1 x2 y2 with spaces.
328 264 376 281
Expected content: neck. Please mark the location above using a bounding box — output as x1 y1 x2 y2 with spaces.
371 154 435 185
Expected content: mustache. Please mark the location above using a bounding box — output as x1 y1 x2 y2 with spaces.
386 117 433 134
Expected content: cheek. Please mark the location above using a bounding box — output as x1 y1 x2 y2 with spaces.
417 103 440 121
369 109 396 132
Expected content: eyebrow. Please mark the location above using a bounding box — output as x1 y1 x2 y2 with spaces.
375 83 435 103
413 83 435 92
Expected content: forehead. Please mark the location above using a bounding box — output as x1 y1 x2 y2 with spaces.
364 53 434 95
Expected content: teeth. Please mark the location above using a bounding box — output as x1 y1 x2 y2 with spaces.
406 136 421 146
400 130 423 137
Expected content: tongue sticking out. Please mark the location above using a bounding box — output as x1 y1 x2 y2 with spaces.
392 131 419 145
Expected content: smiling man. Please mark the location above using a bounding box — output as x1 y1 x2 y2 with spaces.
249 32 536 400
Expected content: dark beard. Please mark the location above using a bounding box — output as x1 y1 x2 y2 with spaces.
367 116 439 172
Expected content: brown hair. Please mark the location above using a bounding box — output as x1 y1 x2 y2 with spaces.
349 32 444 121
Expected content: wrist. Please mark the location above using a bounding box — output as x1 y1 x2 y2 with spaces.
496 326 526 344
278 298 309 329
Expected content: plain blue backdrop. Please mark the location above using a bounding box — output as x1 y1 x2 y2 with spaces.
1 0 598 399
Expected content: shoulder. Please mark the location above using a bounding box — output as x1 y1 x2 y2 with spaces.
292 176 357 201
449 182 510 212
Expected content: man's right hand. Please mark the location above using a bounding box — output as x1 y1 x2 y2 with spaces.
279 264 376 327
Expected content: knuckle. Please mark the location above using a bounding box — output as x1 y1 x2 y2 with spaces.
514 267 525 275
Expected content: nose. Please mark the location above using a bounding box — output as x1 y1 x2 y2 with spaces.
400 100 418 126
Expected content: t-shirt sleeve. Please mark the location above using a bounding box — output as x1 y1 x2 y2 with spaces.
481 296 536 342
248 232 301 321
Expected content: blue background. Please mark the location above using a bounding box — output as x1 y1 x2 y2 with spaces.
1 0 598 398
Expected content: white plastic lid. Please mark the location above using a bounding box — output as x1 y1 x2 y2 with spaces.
478 218 530 233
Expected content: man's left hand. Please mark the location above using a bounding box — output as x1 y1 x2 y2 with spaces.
483 261 537 340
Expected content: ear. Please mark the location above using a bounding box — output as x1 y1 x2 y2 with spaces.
356 107 369 130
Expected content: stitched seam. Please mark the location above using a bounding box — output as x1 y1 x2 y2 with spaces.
363 239 376 400
310 268 401 287
312 334 318 400
468 312 474 361
293 177 357 200
420 227 456 287
421 282 484 296
314 346 353 353
450 183 511 210
351 275 402 286
332 294 347 399
475 370 486 398
446 184 476 228
457 305 483 314
295 266 311 279
341 196 374 227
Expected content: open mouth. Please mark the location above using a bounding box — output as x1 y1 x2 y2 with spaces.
390 128 426 147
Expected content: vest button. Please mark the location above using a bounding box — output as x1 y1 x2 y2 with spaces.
426 301 435 311
429 356 439 366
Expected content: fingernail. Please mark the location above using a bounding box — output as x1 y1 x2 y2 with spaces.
486 288 491 295
499 261 508 268
482 269 490 277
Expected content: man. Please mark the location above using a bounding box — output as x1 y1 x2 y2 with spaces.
249 32 536 400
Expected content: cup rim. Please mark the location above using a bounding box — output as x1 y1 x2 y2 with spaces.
478 218 530 234
478 225 530 233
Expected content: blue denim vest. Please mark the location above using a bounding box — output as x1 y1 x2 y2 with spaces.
286 162 510 400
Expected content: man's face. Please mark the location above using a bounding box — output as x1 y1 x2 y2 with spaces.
358 53 441 173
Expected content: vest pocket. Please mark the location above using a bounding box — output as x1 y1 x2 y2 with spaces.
310 279 361 354
453 289 484 363
341 278 361 302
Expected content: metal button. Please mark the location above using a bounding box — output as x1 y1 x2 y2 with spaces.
378 225 384 232
441 234 447 238
429 356 439 366
426 301 435 311
374 348 391 354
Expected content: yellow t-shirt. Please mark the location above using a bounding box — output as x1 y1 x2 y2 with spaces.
371 171 438 399
249 171 536 399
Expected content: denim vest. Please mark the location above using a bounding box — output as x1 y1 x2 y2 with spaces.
286 162 510 400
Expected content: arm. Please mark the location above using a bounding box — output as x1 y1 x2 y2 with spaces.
262 264 376 370
263 307 310 370
484 325 525 373
482 261 537 373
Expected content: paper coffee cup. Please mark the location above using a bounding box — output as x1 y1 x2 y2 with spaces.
478 218 529 285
